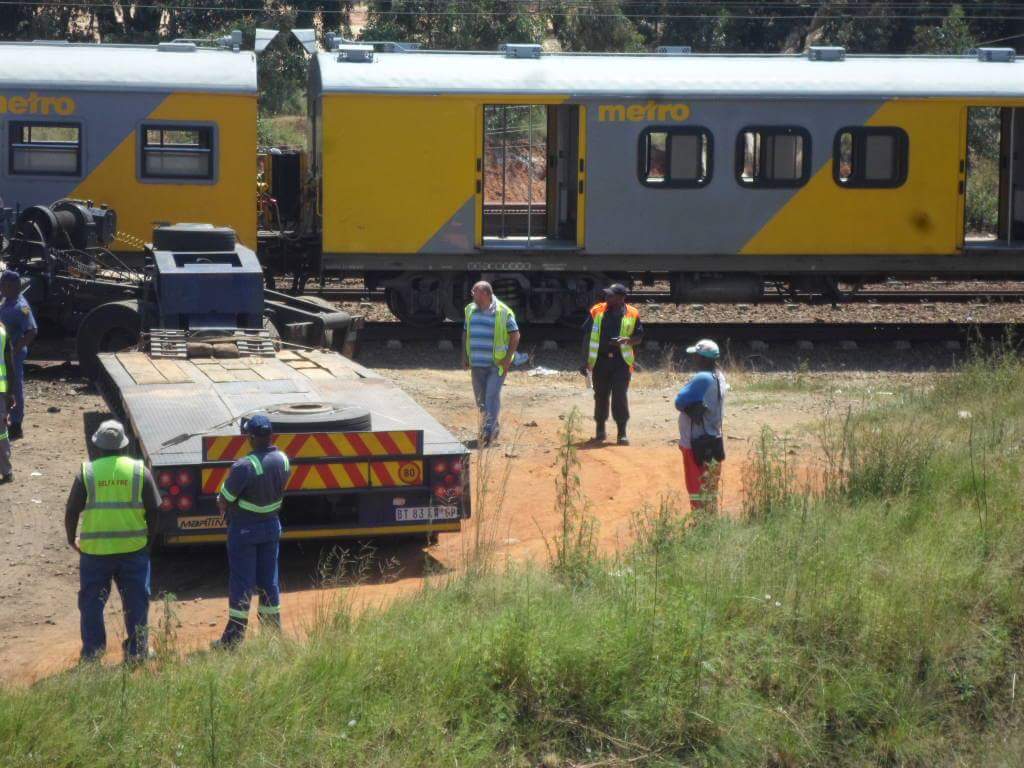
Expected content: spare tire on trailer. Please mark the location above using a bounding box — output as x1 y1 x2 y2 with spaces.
264 402 372 433
76 300 142 380
152 223 237 252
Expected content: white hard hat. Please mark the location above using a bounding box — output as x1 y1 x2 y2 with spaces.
686 339 720 359
92 419 130 450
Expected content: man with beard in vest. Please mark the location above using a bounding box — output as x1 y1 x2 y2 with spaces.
462 281 520 447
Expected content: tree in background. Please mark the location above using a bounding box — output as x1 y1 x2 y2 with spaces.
912 3 975 53
361 0 543 49
257 2 354 116
550 0 643 52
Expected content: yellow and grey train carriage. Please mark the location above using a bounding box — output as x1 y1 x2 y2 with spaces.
0 36 257 251
7 37 1024 327
310 42 1024 324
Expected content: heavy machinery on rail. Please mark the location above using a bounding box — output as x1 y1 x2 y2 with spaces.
4 35 1024 325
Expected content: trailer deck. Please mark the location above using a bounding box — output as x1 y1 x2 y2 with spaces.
97 347 469 544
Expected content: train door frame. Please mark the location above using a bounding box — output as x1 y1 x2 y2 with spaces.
475 102 582 249
964 104 1024 249
998 105 1024 244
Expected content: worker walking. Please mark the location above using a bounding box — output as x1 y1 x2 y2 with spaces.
0 320 15 484
0 270 37 441
582 283 644 444
215 414 290 647
462 281 521 447
65 420 161 663
674 340 728 512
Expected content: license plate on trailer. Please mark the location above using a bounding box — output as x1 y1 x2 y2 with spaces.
395 506 460 522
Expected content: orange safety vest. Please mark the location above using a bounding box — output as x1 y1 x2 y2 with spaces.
587 302 640 370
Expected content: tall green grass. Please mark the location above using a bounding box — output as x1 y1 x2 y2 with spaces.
3 355 1024 766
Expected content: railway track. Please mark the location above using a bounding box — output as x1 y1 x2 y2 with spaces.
304 288 1024 305
359 320 1021 347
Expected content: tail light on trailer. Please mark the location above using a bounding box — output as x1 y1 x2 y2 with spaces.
431 455 468 503
157 468 197 513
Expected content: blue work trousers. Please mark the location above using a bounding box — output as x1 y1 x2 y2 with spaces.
78 549 151 662
471 365 506 440
221 516 281 645
8 351 25 426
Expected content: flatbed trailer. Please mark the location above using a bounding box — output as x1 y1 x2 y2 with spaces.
80 221 469 546
96 347 470 545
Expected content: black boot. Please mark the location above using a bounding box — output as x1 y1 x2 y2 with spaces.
616 425 629 445
8 423 22 441
594 422 606 442
213 617 247 649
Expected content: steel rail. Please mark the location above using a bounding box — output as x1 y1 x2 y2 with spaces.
299 288 1024 305
358 320 1021 345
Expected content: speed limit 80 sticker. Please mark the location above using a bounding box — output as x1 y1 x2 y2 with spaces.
370 460 424 487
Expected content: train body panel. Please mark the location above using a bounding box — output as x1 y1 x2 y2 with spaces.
316 92 569 256
582 97 890 256
740 99 963 256
0 42 257 251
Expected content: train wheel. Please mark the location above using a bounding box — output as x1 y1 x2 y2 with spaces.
385 275 445 326
558 274 605 327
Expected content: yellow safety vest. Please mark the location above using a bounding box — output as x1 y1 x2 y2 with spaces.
80 456 148 555
0 323 7 395
464 299 515 375
587 303 640 370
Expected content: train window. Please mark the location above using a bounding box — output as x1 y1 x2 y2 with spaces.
140 125 214 180
834 127 908 188
9 122 81 176
736 127 811 188
639 127 712 187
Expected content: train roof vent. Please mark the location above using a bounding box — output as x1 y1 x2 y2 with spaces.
976 47 1016 62
337 44 374 63
807 46 845 61
501 43 542 59
157 42 198 53
657 46 692 55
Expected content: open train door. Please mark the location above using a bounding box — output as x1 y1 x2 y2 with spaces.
964 105 1024 249
998 107 1024 243
478 103 582 248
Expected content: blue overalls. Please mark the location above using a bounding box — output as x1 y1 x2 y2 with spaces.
0 294 36 429
217 447 290 645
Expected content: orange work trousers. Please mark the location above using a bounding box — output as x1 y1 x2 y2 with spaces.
680 446 721 512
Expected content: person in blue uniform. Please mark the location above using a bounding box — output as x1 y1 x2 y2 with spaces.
214 414 290 647
0 271 37 441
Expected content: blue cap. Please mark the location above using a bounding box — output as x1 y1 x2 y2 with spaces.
0 270 20 284
241 414 273 436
